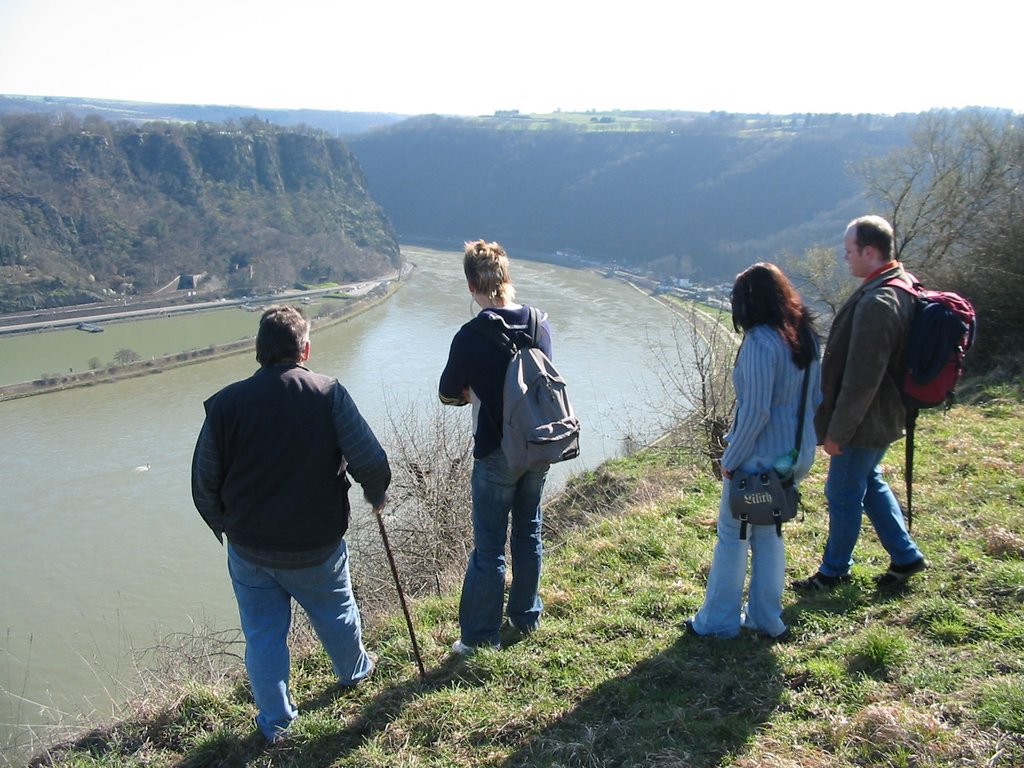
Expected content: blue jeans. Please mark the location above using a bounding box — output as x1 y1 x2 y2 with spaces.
820 445 924 577
692 481 787 638
458 450 547 647
227 540 373 741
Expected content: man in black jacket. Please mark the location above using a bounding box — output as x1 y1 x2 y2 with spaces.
192 305 390 743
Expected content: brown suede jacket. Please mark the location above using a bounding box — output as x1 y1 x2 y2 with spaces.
814 263 915 449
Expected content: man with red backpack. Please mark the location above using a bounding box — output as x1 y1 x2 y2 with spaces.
793 215 928 592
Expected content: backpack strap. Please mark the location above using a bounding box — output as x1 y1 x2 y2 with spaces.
882 270 921 296
525 306 540 348
468 312 517 357
468 308 539 357
882 270 920 532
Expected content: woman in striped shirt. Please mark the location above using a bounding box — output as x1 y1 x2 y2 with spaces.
687 262 821 640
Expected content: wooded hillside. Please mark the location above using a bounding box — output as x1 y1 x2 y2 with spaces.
348 112 915 279
0 114 401 312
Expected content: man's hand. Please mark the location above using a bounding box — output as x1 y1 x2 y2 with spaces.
823 437 843 456
373 500 387 515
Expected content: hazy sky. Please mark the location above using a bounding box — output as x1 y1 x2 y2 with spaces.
1 0 1020 116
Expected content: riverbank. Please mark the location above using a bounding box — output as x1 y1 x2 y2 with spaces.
22 393 1024 767
0 277 407 402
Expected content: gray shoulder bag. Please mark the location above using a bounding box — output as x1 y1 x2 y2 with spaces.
728 364 811 539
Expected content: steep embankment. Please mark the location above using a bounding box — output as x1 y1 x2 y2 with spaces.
25 394 1024 767
0 114 401 312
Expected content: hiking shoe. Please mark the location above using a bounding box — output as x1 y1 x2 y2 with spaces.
682 619 703 638
499 619 534 647
791 571 851 592
874 557 928 588
756 627 792 642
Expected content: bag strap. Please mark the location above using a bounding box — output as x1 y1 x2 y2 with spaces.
878 273 919 532
468 313 516 357
781 364 811 535
793 363 812 455
469 308 539 357
525 306 540 348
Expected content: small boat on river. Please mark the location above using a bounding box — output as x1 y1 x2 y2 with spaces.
76 322 104 333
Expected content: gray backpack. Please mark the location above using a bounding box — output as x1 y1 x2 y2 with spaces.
470 307 580 474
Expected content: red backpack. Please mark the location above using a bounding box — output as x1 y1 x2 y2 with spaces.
885 272 977 530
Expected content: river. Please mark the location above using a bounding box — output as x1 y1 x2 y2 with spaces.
0 245 691 755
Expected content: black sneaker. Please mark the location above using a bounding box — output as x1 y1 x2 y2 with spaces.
791 571 851 592
499 619 534 647
874 557 928 588
756 627 792 642
682 619 703 637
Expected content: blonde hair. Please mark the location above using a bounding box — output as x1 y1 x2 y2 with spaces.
463 239 516 302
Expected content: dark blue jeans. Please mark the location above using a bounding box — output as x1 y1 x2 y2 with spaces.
458 450 547 647
820 445 924 577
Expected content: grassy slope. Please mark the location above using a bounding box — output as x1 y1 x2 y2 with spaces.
27 396 1024 767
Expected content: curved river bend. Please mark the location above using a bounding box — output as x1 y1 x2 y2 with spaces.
0 246 692 752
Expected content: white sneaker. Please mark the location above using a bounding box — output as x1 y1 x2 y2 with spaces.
451 639 476 656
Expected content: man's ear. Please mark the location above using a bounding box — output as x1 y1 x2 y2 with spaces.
300 339 311 362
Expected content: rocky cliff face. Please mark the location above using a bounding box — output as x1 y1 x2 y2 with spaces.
0 114 401 311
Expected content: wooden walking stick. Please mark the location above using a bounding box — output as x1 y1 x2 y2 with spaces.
373 503 426 680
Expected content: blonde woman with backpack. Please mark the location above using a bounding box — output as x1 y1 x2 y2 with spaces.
439 240 553 654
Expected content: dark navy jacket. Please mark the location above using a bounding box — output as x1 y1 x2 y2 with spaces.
192 363 390 561
439 305 552 459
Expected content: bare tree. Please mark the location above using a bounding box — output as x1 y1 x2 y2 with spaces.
113 348 140 365
857 109 1024 369
856 110 1016 271
648 300 737 478
780 244 859 326
349 397 475 612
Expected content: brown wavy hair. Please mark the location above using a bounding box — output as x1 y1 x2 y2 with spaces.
731 262 818 368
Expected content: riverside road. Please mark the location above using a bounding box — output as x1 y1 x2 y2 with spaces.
0 278 395 335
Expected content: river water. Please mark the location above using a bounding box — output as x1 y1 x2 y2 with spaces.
0 246 689 754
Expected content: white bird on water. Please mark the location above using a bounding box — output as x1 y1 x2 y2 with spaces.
133 463 151 473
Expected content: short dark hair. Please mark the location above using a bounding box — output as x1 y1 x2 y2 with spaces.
256 305 309 365
849 215 895 261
